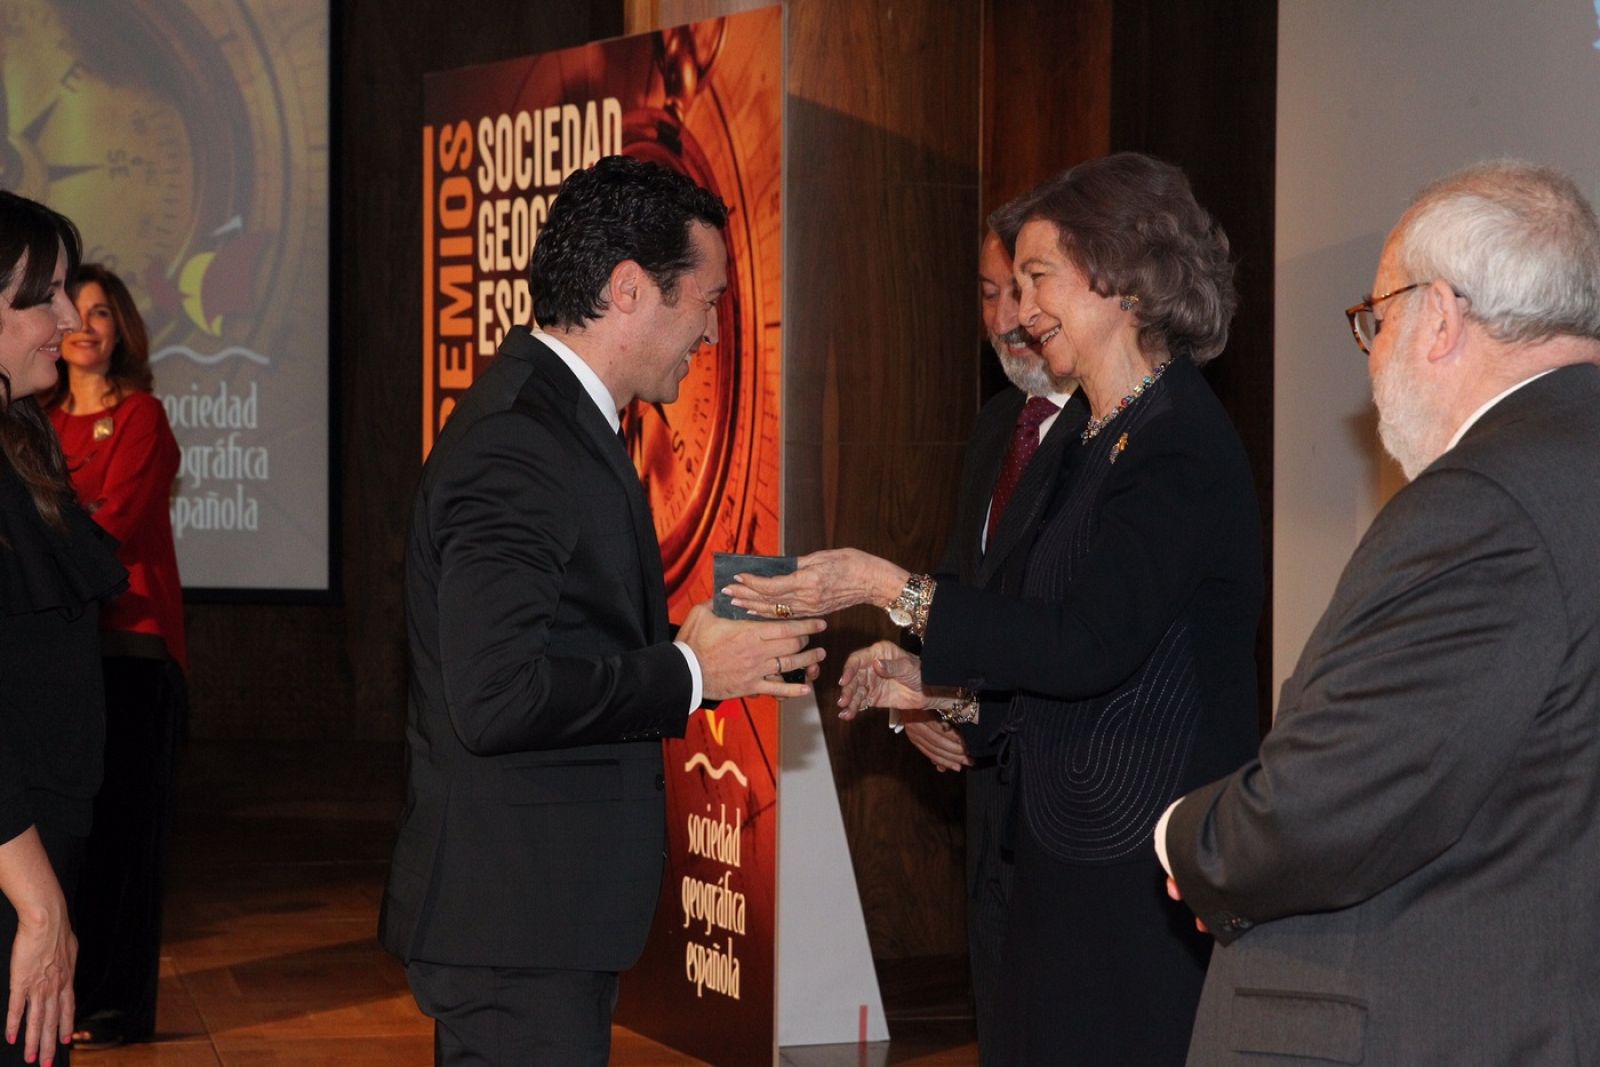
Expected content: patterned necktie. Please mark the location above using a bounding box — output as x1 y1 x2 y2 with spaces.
987 396 1060 543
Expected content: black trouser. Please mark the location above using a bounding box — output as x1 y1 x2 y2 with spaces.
0 826 84 1067
966 759 1016 1065
406 960 619 1066
71 656 185 1039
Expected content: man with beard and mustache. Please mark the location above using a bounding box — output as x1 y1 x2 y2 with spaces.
881 219 1085 1062
1160 159 1600 1063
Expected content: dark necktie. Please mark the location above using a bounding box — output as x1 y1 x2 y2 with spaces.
987 396 1060 544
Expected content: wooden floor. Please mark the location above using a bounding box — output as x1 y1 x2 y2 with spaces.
77 741 977 1066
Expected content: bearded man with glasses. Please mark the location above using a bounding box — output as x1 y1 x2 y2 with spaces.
1161 160 1600 1063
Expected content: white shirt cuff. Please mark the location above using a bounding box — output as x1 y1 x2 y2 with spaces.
674 641 704 714
1154 798 1181 877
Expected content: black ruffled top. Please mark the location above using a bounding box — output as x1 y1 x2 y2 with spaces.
0 461 127 844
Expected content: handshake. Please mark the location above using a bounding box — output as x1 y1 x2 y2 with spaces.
672 550 830 702
676 547 906 704
676 601 825 702
700 548 977 773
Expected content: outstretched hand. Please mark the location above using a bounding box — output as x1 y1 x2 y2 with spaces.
723 549 910 619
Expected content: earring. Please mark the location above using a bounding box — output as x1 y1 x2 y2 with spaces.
1119 295 1140 311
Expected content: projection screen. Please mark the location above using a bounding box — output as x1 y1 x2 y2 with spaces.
0 0 331 595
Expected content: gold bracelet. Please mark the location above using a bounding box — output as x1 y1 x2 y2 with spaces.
934 688 978 726
885 574 936 639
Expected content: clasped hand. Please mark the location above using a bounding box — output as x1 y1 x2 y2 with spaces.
677 603 827 702
836 640 928 717
836 641 974 773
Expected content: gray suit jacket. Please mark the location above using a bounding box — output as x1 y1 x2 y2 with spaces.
1167 363 1600 1065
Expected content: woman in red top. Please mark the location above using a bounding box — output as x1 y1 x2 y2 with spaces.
45 264 185 1050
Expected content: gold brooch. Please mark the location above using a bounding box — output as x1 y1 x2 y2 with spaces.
1109 432 1129 463
92 416 114 441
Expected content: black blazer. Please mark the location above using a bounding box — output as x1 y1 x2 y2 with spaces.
930 386 1088 899
380 328 693 970
921 357 1262 861
934 387 1089 754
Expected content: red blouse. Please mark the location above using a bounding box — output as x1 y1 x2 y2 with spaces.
49 392 187 672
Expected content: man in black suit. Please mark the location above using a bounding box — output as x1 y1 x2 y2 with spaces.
380 156 825 1066
888 223 1085 1062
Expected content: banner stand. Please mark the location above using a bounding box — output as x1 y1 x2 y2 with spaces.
777 697 890 1052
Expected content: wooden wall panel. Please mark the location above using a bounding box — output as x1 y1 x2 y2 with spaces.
983 0 1114 212
978 0 1114 399
185 1 624 739
1111 0 1277 727
785 2 983 961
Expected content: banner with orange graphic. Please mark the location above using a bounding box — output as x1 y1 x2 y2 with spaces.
1 0 330 592
421 7 782 1061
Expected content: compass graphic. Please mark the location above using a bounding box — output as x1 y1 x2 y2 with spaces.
1 0 330 590
616 18 783 609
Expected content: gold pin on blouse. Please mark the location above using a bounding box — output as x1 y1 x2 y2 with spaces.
1110 431 1129 463
92 416 114 441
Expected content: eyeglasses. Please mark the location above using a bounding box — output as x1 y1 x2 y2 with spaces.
1344 282 1429 354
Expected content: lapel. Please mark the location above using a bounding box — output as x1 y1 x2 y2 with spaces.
976 391 1090 587
520 333 671 643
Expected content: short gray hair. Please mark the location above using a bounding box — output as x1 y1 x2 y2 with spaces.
1393 160 1600 345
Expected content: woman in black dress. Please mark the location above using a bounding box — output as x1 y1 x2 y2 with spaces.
727 154 1262 1063
0 191 125 1067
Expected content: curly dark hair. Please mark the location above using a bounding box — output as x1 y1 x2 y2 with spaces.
0 190 82 530
1000 153 1237 364
44 263 153 411
530 155 729 331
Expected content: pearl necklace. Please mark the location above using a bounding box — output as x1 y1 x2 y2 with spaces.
1080 357 1174 442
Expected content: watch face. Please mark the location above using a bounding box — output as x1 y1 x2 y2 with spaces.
887 605 912 628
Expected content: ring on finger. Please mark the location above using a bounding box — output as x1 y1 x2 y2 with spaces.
774 602 793 619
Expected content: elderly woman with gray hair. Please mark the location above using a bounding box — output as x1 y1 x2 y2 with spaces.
727 153 1263 1063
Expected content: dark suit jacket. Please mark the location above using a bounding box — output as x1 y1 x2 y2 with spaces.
932 386 1087 1063
934 387 1089 762
1168 364 1600 1064
380 327 692 971
922 357 1263 862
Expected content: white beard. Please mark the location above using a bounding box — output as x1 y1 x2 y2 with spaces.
1372 328 1446 481
994 338 1059 396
